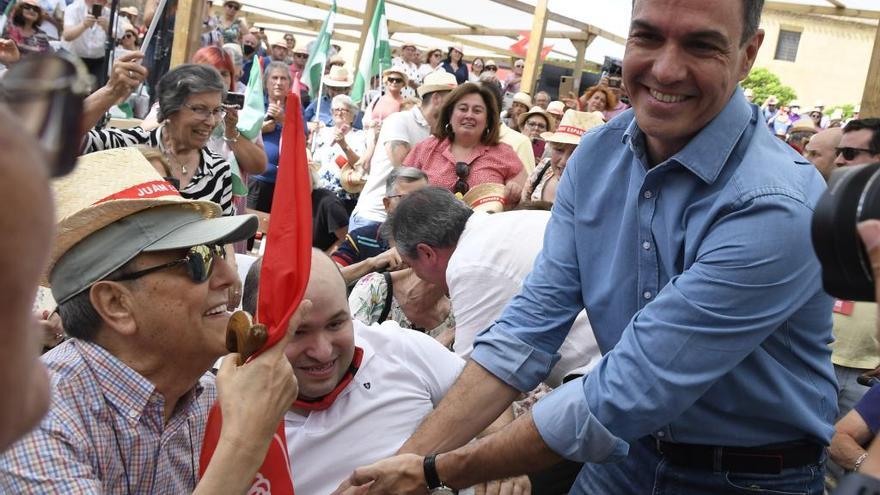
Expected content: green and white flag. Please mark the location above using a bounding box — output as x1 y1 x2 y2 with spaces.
351 0 391 104
306 0 337 99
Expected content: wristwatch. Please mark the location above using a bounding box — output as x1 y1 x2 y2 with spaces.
423 454 456 494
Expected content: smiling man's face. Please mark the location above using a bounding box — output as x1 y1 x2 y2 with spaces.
624 0 763 163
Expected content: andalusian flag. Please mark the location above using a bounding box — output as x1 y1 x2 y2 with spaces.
351 0 391 104
306 0 336 99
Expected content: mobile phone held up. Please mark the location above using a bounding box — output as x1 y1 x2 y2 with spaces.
224 92 245 109
90 3 102 17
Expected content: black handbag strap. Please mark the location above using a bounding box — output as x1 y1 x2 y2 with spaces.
377 272 393 323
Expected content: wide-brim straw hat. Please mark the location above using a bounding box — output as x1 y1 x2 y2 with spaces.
462 183 506 213
323 65 352 88
340 167 366 194
418 70 458 98
120 6 139 16
791 117 816 133
517 106 556 133
540 110 605 145
383 66 409 83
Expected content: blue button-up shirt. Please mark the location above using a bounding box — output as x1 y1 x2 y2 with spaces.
471 88 837 463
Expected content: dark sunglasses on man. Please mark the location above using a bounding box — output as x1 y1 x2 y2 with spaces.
111 244 227 284
837 147 876 161
0 52 93 178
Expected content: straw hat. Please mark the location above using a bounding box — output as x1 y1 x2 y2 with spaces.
418 70 458 98
517 106 556 133
48 148 218 276
449 44 464 55
462 183 506 214
383 66 408 83
323 65 353 88
546 100 565 117
512 92 532 108
120 6 139 17
340 167 366 194
540 110 605 145
790 117 816 133
292 45 309 56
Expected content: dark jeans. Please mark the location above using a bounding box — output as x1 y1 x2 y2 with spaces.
247 178 275 213
571 436 825 494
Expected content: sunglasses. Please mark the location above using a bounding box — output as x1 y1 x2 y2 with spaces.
123 33 135 39
485 65 497 71
225 2 241 9
0 52 92 178
22 4 42 13
293 53 308 58
836 147 876 161
387 77 404 84
454 161 470 195
112 244 227 284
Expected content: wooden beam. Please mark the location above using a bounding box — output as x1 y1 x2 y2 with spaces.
384 22 589 40
764 2 880 19
354 0 378 74
385 0 476 30
825 0 846 8
487 0 626 44
862 20 880 118
521 0 549 96
170 0 204 68
571 39 588 94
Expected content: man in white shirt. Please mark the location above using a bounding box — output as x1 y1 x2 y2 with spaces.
386 187 601 386
62 0 118 85
242 249 467 494
391 43 421 99
348 71 458 232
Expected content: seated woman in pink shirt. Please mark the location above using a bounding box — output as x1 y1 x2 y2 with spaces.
403 82 526 206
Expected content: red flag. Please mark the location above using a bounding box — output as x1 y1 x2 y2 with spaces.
510 31 554 61
200 90 313 494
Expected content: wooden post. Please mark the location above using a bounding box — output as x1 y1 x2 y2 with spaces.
571 39 587 96
521 0 549 96
354 0 378 73
170 0 205 68
861 21 880 119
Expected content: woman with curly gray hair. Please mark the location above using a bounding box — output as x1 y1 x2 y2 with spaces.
81 64 235 216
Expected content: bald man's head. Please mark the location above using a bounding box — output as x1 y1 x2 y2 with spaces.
805 127 843 182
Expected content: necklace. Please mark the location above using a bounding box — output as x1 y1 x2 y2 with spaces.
161 126 190 176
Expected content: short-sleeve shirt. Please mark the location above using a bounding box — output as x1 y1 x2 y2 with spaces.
284 320 464 495
404 137 522 192
314 127 368 202
82 126 234 216
368 94 403 123
312 188 349 250
855 385 880 434
63 1 121 59
331 222 389 267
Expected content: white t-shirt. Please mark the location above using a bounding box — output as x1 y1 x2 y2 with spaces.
447 210 601 387
37 0 66 40
351 106 431 223
284 320 464 495
418 63 442 81
62 0 121 59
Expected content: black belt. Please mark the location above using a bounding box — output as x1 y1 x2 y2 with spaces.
656 440 823 474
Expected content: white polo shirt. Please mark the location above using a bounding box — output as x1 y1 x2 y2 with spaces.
447 210 601 387
62 0 122 59
284 320 465 495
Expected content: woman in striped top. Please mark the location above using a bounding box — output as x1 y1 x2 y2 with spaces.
82 64 234 216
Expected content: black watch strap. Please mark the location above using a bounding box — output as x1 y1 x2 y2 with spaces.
423 454 443 489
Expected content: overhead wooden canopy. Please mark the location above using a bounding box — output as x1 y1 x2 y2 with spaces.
172 0 879 111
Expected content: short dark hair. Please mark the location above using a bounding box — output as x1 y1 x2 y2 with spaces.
385 167 428 197
434 83 500 146
242 257 262 316
56 290 102 342
843 118 880 153
632 0 763 45
385 187 473 259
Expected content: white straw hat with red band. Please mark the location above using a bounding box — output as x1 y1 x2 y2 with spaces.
540 110 605 145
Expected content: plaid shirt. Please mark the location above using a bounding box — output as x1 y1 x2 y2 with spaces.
0 339 216 494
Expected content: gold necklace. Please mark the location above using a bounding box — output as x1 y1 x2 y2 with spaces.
161 128 189 176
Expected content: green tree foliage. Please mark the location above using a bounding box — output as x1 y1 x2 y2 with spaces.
742 68 798 106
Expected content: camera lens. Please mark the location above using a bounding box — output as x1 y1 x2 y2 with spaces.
812 162 880 301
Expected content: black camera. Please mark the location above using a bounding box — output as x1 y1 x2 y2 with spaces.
811 162 880 301
224 91 245 109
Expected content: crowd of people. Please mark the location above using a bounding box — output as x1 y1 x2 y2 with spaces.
0 0 880 493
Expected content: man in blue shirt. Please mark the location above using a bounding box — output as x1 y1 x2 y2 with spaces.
343 0 835 494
